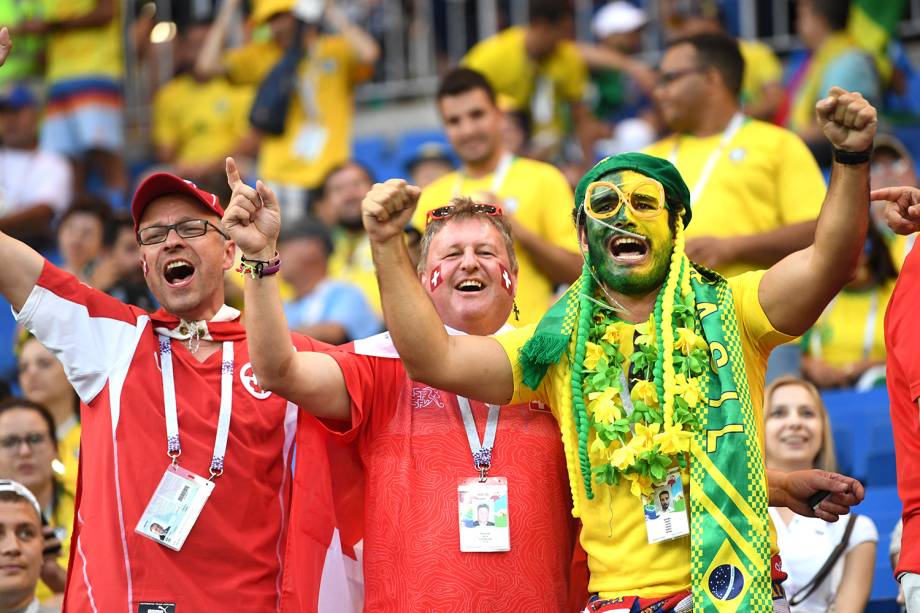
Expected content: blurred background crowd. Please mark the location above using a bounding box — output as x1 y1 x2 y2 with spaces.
0 0 915 610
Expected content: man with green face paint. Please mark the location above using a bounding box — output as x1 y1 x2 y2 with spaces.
361 86 874 611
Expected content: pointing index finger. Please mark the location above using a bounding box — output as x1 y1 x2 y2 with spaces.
225 157 243 190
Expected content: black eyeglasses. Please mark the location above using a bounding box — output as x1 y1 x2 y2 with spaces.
137 219 230 245
656 66 706 88
0 432 49 453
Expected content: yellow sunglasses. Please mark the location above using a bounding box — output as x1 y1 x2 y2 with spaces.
584 179 666 220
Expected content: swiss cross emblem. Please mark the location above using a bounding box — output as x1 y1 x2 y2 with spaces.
499 264 513 294
429 265 443 291
411 386 444 409
240 362 271 400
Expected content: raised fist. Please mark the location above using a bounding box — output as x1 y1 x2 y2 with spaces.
816 87 877 153
361 179 421 244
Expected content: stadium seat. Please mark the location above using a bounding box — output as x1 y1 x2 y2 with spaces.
353 135 393 182
394 129 453 171
861 486 902 602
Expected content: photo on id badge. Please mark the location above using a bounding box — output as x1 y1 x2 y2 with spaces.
458 477 510 552
642 470 689 544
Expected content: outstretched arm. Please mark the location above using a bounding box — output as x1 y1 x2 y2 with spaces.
759 87 877 336
363 180 515 405
222 158 350 421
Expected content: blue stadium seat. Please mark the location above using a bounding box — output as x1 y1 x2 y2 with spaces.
0 298 17 384
866 451 898 487
394 129 454 171
823 387 891 483
861 486 902 602
353 135 393 182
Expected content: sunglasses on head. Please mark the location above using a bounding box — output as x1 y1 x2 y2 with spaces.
425 203 504 226
583 179 666 221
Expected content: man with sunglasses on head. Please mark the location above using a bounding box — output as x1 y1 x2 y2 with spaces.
645 32 825 278
225 163 580 610
0 166 347 610
357 85 875 612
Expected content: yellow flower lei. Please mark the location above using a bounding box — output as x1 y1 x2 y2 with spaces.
579 224 708 499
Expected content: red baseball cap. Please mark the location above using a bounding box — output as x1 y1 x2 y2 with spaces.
131 173 225 233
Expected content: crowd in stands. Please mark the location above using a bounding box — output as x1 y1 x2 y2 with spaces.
0 0 914 610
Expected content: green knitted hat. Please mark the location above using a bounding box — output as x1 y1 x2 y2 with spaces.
574 153 693 227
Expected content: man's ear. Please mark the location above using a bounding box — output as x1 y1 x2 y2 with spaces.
577 225 589 257
223 240 237 272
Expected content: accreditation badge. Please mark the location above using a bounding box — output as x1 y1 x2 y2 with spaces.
642 468 690 544
135 464 215 551
457 477 509 552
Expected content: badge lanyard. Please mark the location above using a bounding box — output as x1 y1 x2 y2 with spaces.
810 290 880 362
457 396 500 482
669 112 745 205
453 152 515 198
159 335 234 480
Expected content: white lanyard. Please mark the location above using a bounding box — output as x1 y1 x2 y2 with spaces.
453 152 514 198
457 396 500 481
811 290 880 361
669 112 745 206
159 335 234 479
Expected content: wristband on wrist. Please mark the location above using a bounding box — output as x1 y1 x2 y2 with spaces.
833 146 873 166
237 252 281 278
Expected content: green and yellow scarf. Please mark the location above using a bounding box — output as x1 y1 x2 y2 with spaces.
519 153 772 612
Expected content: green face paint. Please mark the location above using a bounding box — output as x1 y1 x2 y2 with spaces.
582 170 674 296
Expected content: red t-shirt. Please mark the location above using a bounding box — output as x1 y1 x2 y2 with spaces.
324 339 578 611
885 244 920 576
16 262 339 612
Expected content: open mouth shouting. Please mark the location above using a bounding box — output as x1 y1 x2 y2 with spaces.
608 234 650 264
455 278 486 293
163 258 196 288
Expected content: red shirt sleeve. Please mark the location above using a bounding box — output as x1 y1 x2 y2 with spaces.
322 350 406 443
887 249 920 400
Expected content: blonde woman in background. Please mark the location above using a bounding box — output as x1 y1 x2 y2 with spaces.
765 376 877 612
17 335 80 495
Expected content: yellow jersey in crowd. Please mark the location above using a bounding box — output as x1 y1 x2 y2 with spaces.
644 119 826 278
463 26 588 151
224 36 372 189
153 75 253 167
806 282 894 368
43 0 123 82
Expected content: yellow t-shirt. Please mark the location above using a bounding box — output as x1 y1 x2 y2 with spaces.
328 230 380 315
153 75 253 166
463 26 587 148
496 270 790 598
44 0 123 81
739 39 782 110
644 119 826 278
806 282 894 368
412 156 580 325
57 420 80 496
225 37 372 188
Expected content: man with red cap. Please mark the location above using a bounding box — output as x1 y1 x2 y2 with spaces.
0 168 346 611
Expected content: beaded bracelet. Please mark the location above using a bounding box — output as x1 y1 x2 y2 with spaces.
237 252 281 279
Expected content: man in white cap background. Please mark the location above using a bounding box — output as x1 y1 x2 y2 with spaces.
0 480 57 613
577 1 660 155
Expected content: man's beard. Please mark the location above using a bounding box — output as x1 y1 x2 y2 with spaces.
339 215 364 231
